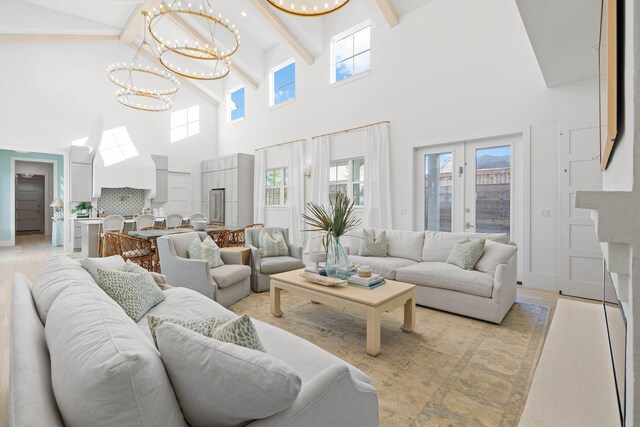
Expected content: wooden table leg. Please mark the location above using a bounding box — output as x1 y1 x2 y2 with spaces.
366 309 381 357
402 295 415 333
271 284 283 317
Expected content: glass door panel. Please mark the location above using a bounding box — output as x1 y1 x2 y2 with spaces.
424 152 453 231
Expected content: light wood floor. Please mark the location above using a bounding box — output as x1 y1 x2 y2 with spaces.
0 235 575 426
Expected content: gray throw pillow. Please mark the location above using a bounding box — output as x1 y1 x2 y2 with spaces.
123 260 168 288
156 323 302 427
147 314 265 352
446 238 486 270
358 229 388 257
97 269 166 322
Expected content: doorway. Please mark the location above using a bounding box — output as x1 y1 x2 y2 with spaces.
15 174 45 234
167 171 193 217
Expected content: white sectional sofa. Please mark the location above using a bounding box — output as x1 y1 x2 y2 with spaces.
344 230 518 324
10 256 379 426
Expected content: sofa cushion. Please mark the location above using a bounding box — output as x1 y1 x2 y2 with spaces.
474 240 517 276
31 256 96 324
358 229 388 257
45 285 187 427
396 262 493 298
384 230 425 262
349 255 417 280
260 256 305 275
156 323 302 427
80 255 125 283
210 264 251 288
97 268 166 322
422 231 509 262
259 229 290 257
446 238 486 270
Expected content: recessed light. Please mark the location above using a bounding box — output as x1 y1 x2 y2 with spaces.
241 11 247 17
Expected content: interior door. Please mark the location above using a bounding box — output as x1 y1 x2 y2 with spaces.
166 172 193 217
559 121 610 300
16 175 44 232
463 139 513 236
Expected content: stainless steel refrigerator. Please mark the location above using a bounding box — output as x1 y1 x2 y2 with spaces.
208 188 225 224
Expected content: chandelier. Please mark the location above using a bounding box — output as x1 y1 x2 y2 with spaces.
264 0 350 16
107 11 179 111
148 1 239 80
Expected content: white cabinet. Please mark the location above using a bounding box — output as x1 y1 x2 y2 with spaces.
201 153 254 229
151 155 168 203
70 163 92 202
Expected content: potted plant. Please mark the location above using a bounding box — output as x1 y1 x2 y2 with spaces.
71 202 93 218
302 192 361 279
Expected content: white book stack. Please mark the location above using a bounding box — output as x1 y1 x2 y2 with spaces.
347 274 386 289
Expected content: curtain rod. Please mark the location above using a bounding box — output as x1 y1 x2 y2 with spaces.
254 138 307 152
311 120 390 140
253 120 390 152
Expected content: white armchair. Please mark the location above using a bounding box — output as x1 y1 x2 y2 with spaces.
245 227 305 292
157 232 251 307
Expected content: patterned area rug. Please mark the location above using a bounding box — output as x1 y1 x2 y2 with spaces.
230 292 550 427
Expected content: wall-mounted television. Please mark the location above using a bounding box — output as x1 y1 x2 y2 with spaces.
598 0 619 170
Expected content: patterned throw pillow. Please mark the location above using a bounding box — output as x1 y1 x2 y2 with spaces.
96 268 166 322
209 315 266 352
446 238 486 270
188 236 224 268
259 229 290 257
147 314 266 352
121 259 167 289
147 315 218 346
358 229 388 257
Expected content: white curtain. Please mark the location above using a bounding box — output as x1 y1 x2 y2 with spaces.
304 136 331 253
254 149 267 224
287 141 305 246
363 123 392 230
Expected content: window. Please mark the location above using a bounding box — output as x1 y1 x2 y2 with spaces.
265 168 288 206
227 87 245 122
331 23 371 83
329 158 364 205
269 60 296 106
100 126 138 167
171 105 199 143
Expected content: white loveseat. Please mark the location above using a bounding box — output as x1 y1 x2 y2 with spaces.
344 230 517 324
10 256 379 426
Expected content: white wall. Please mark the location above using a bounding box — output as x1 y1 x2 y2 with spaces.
218 0 599 291
15 160 54 235
0 41 219 237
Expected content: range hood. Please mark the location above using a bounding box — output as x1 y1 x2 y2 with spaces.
92 152 157 199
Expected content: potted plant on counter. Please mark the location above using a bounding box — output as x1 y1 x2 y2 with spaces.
302 192 361 279
71 202 93 218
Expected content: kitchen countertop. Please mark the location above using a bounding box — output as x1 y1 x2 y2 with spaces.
73 217 166 224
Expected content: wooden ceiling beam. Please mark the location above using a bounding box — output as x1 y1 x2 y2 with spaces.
166 14 259 90
132 42 222 107
119 0 162 44
249 0 315 65
375 0 399 27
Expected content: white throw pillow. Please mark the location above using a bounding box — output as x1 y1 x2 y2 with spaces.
474 240 517 276
156 322 302 427
45 286 187 427
81 255 126 283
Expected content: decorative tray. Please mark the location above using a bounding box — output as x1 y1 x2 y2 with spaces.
299 272 346 287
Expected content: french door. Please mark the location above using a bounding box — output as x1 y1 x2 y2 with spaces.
415 136 514 238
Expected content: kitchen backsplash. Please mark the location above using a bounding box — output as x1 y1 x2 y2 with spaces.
97 187 146 216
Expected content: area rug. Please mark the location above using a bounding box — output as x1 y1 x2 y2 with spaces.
230 292 551 427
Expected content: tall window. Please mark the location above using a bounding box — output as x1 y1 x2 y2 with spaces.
227 87 245 122
265 167 288 206
329 158 364 205
100 126 138 167
171 105 199 143
331 22 371 83
269 60 296 106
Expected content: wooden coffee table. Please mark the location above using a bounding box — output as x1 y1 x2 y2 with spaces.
270 269 416 357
